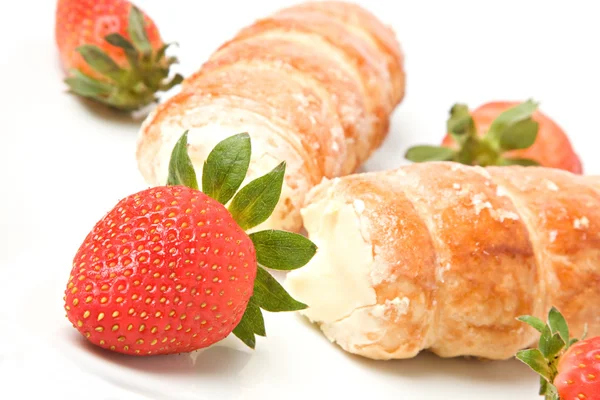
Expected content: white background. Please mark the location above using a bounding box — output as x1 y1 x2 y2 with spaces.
1 0 599 399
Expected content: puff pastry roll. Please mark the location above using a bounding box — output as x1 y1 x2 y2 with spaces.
285 162 600 360
136 1 405 232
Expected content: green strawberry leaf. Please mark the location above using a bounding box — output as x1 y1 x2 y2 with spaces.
232 319 256 348
485 99 538 148
548 307 570 348
447 103 476 141
105 33 137 54
155 42 177 63
250 230 317 271
246 297 266 336
160 73 184 91
232 298 266 348
544 383 559 400
517 315 546 333
128 5 152 54
498 157 540 166
64 70 114 98
405 145 455 163
228 162 286 230
253 266 307 312
75 45 125 83
202 133 252 205
166 131 199 190
538 325 565 359
497 118 539 151
539 376 548 396
516 349 551 381
105 33 140 76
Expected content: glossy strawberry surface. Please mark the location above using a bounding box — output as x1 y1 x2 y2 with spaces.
55 0 163 77
64 185 257 355
555 336 600 400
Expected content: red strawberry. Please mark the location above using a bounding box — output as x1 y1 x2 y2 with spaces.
64 132 316 354
406 100 583 174
55 0 183 111
517 307 598 400
555 336 600 399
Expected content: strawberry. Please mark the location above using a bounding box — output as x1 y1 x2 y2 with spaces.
555 337 600 399
405 100 583 174
64 132 316 355
517 308 598 400
55 0 183 111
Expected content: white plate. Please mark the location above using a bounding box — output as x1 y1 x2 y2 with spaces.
1 0 599 399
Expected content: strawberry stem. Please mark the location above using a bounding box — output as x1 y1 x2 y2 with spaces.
65 6 183 112
405 100 541 167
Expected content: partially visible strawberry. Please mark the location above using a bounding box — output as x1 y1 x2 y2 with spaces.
517 307 598 400
55 0 183 111
405 100 583 174
64 132 316 355
555 336 600 400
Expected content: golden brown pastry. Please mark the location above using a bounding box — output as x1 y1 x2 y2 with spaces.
285 162 600 360
136 1 405 232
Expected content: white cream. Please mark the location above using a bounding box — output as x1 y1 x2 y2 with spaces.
284 188 419 356
285 194 376 324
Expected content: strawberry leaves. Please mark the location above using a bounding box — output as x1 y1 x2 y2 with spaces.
447 103 477 140
516 349 552 382
166 131 316 349
232 298 265 349
517 315 546 333
128 5 152 54
516 307 584 400
405 100 541 167
76 45 125 82
65 5 183 112
229 162 286 230
486 100 539 149
404 145 455 162
250 230 317 270
548 307 570 346
166 131 199 190
201 133 252 205
252 266 307 312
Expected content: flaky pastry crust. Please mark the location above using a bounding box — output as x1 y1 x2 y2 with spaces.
289 162 600 360
136 1 405 232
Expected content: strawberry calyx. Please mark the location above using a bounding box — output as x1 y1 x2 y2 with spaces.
166 131 317 349
516 307 588 400
64 6 183 112
405 100 541 167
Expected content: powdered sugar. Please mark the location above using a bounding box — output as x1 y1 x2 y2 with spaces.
471 193 492 215
546 180 559 191
436 262 451 283
353 199 365 214
574 216 590 230
370 297 410 320
495 209 520 222
496 185 508 197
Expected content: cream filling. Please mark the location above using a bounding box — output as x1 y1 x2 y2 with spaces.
285 192 376 324
285 186 418 354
